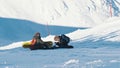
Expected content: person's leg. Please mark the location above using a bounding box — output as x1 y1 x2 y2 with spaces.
30 46 38 50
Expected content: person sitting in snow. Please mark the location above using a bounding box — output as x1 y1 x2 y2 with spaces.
54 34 71 48
30 32 48 50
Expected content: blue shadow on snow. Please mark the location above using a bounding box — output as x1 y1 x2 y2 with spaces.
0 17 86 45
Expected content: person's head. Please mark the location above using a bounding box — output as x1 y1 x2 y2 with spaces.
34 32 41 39
35 32 40 36
54 36 60 42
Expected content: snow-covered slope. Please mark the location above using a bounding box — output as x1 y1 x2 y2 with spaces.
68 17 120 42
0 0 120 68
0 0 120 27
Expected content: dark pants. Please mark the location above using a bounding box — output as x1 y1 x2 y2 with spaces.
55 42 68 47
30 44 49 50
30 45 42 50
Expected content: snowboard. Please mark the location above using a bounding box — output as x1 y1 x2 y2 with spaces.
22 41 53 48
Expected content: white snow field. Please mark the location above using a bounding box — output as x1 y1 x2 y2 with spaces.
0 0 120 68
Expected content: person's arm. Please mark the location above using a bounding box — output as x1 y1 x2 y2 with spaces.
39 38 44 44
31 39 36 46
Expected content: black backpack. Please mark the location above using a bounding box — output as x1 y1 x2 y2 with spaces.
61 34 70 43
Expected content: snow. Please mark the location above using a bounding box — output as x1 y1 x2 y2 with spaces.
68 17 120 42
1 0 120 27
0 41 23 50
0 0 120 68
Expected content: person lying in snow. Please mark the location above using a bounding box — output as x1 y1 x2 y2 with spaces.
54 34 72 48
30 32 48 50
